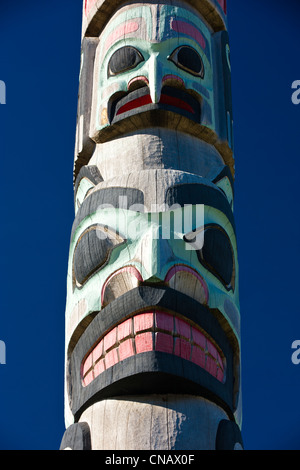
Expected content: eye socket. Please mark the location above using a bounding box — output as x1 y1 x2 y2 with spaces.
184 225 235 290
73 225 125 286
107 46 144 78
168 46 204 78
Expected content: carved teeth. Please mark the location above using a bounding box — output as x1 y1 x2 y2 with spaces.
81 311 225 387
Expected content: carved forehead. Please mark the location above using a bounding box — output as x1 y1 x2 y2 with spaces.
100 2 211 54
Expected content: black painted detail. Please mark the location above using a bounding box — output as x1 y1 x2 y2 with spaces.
215 419 243 450
166 183 235 232
168 46 204 78
72 187 145 239
74 166 102 196
198 225 234 290
108 46 144 77
212 165 234 197
73 225 125 286
60 422 91 450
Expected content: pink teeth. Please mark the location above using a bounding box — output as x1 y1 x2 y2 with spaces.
81 311 225 387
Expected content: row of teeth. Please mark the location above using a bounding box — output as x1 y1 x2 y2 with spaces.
81 311 225 387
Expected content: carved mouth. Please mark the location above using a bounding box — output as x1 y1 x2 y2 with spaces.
108 86 201 124
68 286 237 420
81 310 225 387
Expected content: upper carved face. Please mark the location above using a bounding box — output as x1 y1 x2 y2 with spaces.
90 2 215 141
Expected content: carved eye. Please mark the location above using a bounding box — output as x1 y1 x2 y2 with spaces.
73 225 125 286
168 46 204 78
184 225 234 289
107 46 144 77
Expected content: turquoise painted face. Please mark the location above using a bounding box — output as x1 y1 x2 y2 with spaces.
90 2 215 139
66 200 240 354
65 181 241 422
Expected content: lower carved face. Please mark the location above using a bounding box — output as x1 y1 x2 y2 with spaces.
65 179 241 423
90 1 215 142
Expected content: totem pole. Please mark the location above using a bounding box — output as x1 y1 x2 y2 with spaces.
60 0 243 450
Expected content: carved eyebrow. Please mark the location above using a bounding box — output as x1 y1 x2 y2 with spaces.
104 21 140 53
171 19 206 51
71 187 145 239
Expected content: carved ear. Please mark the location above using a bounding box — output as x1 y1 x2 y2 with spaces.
216 419 244 450
60 422 91 450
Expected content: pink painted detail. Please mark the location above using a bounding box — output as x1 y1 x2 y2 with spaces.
128 76 149 90
207 340 218 361
155 311 174 332
84 0 97 16
165 265 209 303
134 312 154 333
119 338 135 361
105 348 119 369
135 332 153 354
216 0 227 14
118 318 133 341
103 327 117 352
175 318 191 340
93 340 104 362
174 338 191 360
82 352 93 377
105 21 140 52
94 359 105 378
191 346 206 369
191 327 206 349
171 19 206 50
162 74 184 86
83 369 94 387
155 332 173 354
101 266 143 305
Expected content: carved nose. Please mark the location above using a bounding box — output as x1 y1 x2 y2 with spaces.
138 227 174 281
148 54 163 104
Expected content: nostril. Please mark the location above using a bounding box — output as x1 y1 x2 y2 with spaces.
128 76 149 92
162 75 185 90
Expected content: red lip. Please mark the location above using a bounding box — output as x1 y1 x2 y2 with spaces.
116 93 195 116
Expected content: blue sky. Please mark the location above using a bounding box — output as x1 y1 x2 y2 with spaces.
0 0 300 450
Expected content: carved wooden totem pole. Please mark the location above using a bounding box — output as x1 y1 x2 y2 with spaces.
60 0 243 450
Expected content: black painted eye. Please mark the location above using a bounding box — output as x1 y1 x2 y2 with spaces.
168 46 204 78
107 46 144 78
185 225 234 289
73 225 125 286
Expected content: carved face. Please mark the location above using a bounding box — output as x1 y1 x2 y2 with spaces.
65 171 240 424
90 2 215 141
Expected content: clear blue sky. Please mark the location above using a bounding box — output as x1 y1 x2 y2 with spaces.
0 0 300 450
